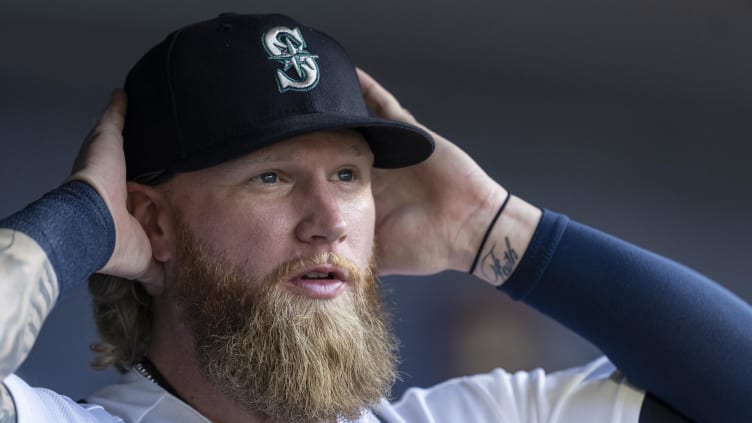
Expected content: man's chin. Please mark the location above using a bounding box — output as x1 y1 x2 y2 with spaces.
196 285 396 423
173 224 397 422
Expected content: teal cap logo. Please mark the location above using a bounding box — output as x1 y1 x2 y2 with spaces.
263 27 320 93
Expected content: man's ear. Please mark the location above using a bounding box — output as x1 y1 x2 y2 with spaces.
126 182 175 264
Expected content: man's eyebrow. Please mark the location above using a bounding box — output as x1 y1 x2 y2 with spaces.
243 153 290 165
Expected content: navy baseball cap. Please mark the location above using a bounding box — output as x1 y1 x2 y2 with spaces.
123 13 434 183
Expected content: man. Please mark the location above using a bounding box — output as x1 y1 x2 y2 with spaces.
0 13 750 423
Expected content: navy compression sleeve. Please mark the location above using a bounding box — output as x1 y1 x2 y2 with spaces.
501 210 752 422
0 181 115 297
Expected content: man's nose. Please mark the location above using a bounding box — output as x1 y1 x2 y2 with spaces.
294 181 348 246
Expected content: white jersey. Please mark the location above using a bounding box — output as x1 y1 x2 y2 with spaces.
4 356 644 422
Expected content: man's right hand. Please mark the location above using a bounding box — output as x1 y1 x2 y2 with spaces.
68 90 163 292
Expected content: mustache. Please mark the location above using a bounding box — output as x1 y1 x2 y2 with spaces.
262 252 367 287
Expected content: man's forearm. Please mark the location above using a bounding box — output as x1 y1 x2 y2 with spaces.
497 209 752 422
0 382 15 423
0 181 114 380
0 230 58 380
470 195 542 286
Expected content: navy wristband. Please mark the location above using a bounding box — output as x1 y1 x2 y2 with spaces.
0 181 116 297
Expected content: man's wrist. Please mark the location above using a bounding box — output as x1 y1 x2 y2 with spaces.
445 185 508 273
0 181 115 297
469 191 513 274
470 195 542 286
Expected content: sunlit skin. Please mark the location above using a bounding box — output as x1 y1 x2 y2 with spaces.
70 73 539 423
128 130 380 422
161 130 377 300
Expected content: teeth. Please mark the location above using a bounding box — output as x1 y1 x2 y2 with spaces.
305 272 331 279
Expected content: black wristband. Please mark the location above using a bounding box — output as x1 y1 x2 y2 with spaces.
469 192 511 274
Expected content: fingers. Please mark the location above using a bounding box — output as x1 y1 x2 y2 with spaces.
70 89 127 176
90 89 127 142
357 68 418 124
96 89 127 130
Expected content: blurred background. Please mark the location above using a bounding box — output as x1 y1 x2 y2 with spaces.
1 0 750 402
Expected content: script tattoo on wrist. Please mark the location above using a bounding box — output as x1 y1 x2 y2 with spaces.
480 236 518 284
0 384 16 423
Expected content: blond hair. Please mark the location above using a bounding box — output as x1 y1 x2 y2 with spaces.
88 273 153 373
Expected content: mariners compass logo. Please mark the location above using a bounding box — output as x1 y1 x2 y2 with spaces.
263 26 320 93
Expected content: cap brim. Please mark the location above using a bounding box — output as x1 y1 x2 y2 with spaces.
170 112 435 172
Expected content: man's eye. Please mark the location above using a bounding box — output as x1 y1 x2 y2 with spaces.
337 169 355 182
258 172 278 183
